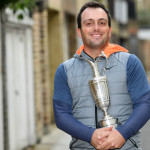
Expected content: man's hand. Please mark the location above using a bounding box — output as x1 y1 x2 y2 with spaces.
98 129 126 150
91 126 113 149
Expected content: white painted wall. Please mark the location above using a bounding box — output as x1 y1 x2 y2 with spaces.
6 28 28 150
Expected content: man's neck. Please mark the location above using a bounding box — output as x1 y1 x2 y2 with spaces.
84 44 108 59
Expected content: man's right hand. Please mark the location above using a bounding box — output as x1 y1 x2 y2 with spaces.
91 126 113 149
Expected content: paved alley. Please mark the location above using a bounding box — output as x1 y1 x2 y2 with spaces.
35 126 71 150
34 121 150 150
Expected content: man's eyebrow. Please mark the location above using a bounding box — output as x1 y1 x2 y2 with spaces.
99 18 107 21
83 18 108 24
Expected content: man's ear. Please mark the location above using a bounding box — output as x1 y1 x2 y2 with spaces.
77 28 82 38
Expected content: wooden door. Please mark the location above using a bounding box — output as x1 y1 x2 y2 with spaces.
5 27 35 150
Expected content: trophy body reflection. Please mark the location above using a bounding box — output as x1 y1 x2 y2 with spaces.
86 59 118 128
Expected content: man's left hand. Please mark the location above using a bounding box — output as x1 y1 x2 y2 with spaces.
98 129 126 150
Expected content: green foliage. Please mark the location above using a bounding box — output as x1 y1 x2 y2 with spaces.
9 0 35 13
0 0 36 19
0 0 17 9
1 0 35 10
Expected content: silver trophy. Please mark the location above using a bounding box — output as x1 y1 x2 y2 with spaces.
86 59 118 128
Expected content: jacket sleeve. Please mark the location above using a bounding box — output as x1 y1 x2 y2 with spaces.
116 54 150 140
53 64 95 143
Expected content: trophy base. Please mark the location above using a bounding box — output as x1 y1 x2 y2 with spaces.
100 115 118 129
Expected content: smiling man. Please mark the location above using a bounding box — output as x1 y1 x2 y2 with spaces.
77 7 111 58
53 1 150 150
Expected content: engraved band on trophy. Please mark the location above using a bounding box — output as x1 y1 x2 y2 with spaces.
86 59 118 128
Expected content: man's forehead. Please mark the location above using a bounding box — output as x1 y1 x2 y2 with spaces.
81 7 108 21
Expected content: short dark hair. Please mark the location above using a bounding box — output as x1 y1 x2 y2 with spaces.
77 1 111 28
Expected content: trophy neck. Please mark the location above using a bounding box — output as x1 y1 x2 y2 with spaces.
86 60 101 77
103 109 108 116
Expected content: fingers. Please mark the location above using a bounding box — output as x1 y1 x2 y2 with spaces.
98 130 112 140
97 129 126 150
91 127 113 149
97 126 113 140
101 126 113 132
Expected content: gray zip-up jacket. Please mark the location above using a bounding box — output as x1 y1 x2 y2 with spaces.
63 49 141 150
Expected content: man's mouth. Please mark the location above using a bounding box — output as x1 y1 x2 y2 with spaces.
91 33 103 38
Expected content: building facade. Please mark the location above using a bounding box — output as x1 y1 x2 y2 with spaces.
32 0 91 142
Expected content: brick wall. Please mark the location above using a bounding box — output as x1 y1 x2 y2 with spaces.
32 8 51 141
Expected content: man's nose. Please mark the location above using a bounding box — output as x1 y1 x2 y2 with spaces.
93 23 99 31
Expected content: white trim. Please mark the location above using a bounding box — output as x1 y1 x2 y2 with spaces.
137 28 150 40
25 28 36 145
5 8 33 26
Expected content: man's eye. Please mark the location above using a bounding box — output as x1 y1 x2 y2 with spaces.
99 20 107 26
101 22 105 25
86 22 92 26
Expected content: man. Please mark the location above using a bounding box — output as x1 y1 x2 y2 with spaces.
53 1 150 150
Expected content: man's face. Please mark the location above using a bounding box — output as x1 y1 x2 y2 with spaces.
77 7 111 50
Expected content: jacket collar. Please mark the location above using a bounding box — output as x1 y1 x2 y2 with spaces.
74 43 128 59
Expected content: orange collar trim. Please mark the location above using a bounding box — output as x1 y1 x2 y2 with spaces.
76 44 84 56
76 43 128 58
